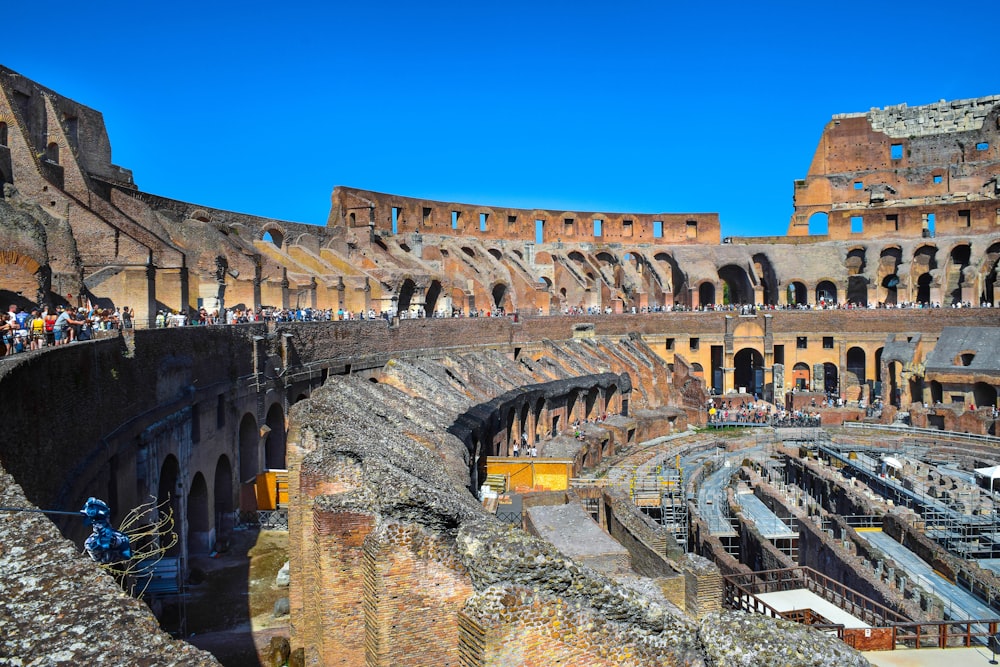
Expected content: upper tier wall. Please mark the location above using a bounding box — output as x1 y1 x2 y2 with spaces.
328 186 722 245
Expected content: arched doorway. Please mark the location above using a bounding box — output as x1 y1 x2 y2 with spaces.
974 383 997 410
719 265 753 305
823 362 839 395
881 275 899 305
157 455 181 556
425 280 442 316
214 455 234 544
264 403 286 469
788 282 807 306
847 276 868 305
491 283 508 312
187 473 210 554
949 245 971 305
846 347 866 383
698 282 715 307
734 348 765 397
916 273 932 304
397 278 415 313
239 413 259 483
815 281 837 304
792 363 810 391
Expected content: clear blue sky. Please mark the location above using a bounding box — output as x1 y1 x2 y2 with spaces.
5 1 996 237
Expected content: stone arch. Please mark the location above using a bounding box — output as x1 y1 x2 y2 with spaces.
847 276 868 305
752 253 779 305
980 242 1000 305
603 384 618 416
488 248 502 261
425 280 442 315
157 455 181 556
733 347 765 396
491 282 510 312
881 274 899 305
461 246 476 258
187 472 210 554
823 362 839 394
815 280 837 303
718 264 753 304
653 252 685 305
504 407 516 455
214 455 234 543
397 278 416 313
532 397 546 440
0 250 46 306
808 211 829 235
238 412 259 483
874 347 884 384
948 243 972 305
189 209 211 222
264 402 285 469
845 247 867 274
261 226 285 248
974 382 997 410
916 273 933 304
787 281 808 306
698 281 716 307
930 380 943 405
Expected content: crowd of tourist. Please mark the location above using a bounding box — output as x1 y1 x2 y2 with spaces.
0 303 135 357
707 398 822 428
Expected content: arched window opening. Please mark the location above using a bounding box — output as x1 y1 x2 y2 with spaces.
0 122 7 147
788 282 808 306
808 211 828 235
815 281 837 304
699 282 715 307
45 142 59 164
733 348 765 397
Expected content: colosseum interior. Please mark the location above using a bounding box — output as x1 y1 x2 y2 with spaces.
2 64 1000 666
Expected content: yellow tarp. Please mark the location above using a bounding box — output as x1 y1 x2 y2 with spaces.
486 457 573 492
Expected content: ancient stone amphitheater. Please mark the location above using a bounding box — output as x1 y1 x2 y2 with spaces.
2 64 1000 666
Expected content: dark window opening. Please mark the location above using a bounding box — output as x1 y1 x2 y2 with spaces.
774 344 785 365
959 209 971 227
797 336 808 349
0 122 7 147
887 214 899 231
422 207 432 225
666 338 675 351
216 394 225 429
690 337 699 351
508 215 517 225
823 336 834 349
